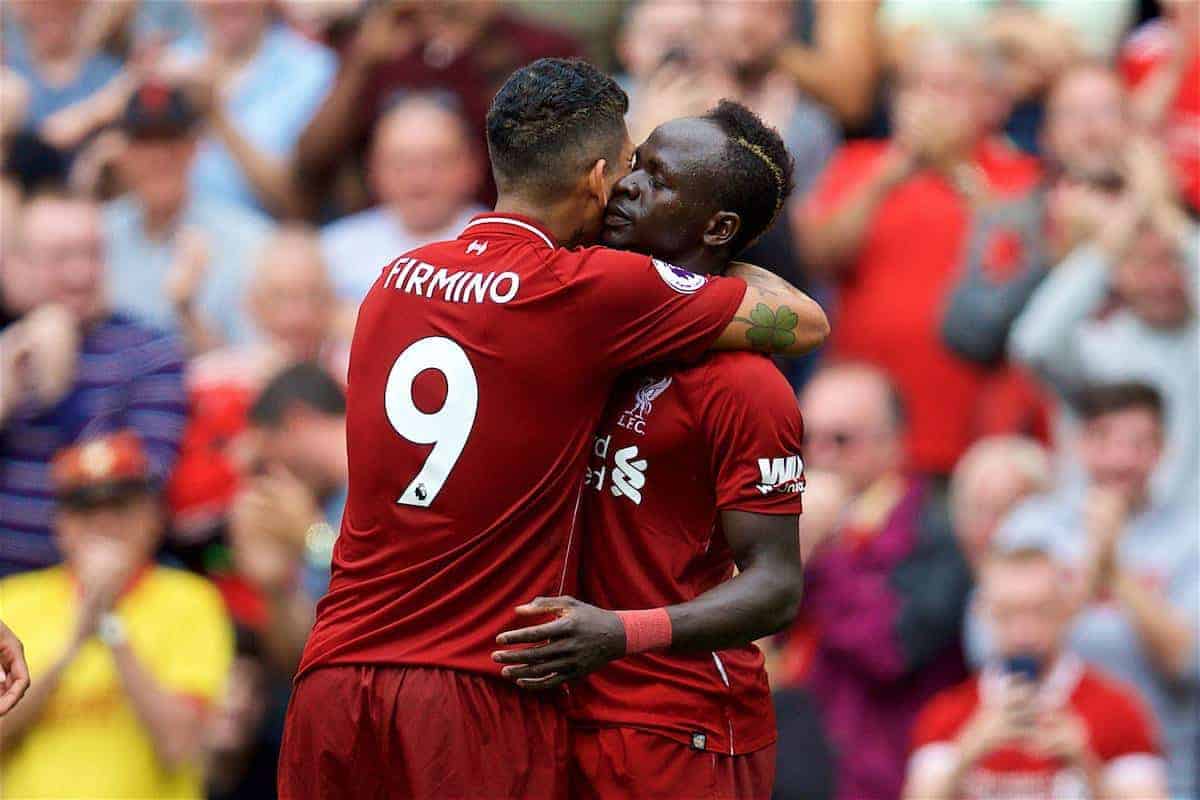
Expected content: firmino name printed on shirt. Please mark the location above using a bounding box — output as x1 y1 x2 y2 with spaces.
380 253 521 305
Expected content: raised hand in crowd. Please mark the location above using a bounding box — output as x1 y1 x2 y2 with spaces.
295 0 423 185
229 489 304 596
0 304 80 427
796 468 848 561
228 464 323 675
1045 179 1112 260
67 129 128 198
893 88 985 200
163 227 224 355
953 677 1037 769
349 0 422 69
1032 709 1097 772
983 8 1080 105
164 228 211 312
40 73 137 153
234 465 324 557
628 61 734 145
74 533 142 635
1080 485 1129 602
0 68 30 142
0 620 30 717
1129 2 1198 134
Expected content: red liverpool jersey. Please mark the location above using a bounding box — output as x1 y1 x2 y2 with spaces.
910 656 1163 799
569 351 805 755
296 214 745 679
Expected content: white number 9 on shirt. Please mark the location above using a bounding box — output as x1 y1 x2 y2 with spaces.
384 336 478 507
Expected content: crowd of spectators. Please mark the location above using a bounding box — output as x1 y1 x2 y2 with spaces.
0 1 1195 799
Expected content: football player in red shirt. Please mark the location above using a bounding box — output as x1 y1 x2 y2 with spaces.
277 60 828 800
492 101 807 799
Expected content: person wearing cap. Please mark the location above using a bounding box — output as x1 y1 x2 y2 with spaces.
104 80 271 352
0 430 233 799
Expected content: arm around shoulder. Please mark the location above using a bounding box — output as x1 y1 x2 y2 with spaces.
714 262 830 357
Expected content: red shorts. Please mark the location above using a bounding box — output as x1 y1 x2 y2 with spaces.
570 726 776 800
278 665 568 800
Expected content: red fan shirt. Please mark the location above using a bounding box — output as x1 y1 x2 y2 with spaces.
297 214 745 679
910 656 1164 799
569 351 805 755
804 138 1040 473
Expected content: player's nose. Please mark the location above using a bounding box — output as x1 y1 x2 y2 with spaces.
614 173 640 200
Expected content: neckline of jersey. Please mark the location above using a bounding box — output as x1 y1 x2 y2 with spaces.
461 213 557 251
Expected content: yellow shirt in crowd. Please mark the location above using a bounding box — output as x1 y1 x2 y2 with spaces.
0 565 233 799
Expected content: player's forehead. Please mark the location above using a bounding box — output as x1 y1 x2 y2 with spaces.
641 118 726 172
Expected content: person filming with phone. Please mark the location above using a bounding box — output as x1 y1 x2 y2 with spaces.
902 546 1168 800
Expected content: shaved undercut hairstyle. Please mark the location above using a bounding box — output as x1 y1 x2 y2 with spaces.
486 58 629 202
701 100 795 254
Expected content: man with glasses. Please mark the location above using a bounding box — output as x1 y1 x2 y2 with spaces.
788 362 973 800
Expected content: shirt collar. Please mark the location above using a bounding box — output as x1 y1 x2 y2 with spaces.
459 213 557 250
67 562 153 604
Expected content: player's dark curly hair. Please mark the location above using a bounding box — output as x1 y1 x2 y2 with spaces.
701 100 795 254
486 58 629 201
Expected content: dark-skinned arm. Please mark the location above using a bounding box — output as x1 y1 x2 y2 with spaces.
491 510 803 690
713 262 830 357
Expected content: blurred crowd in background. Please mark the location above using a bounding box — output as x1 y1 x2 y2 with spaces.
0 0 1196 798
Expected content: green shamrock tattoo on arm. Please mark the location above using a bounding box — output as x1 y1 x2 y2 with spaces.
735 303 800 352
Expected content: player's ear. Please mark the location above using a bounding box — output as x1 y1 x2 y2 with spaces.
703 211 741 249
586 158 610 208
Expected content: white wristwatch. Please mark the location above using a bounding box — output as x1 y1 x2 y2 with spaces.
98 613 127 647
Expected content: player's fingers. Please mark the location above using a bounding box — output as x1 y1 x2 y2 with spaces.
500 658 576 681
516 672 572 691
491 640 571 665
514 596 575 615
495 617 570 646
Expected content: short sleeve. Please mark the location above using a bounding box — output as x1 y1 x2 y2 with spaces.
157 575 234 702
569 248 744 373
1095 684 1169 794
1088 679 1161 764
694 353 805 514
